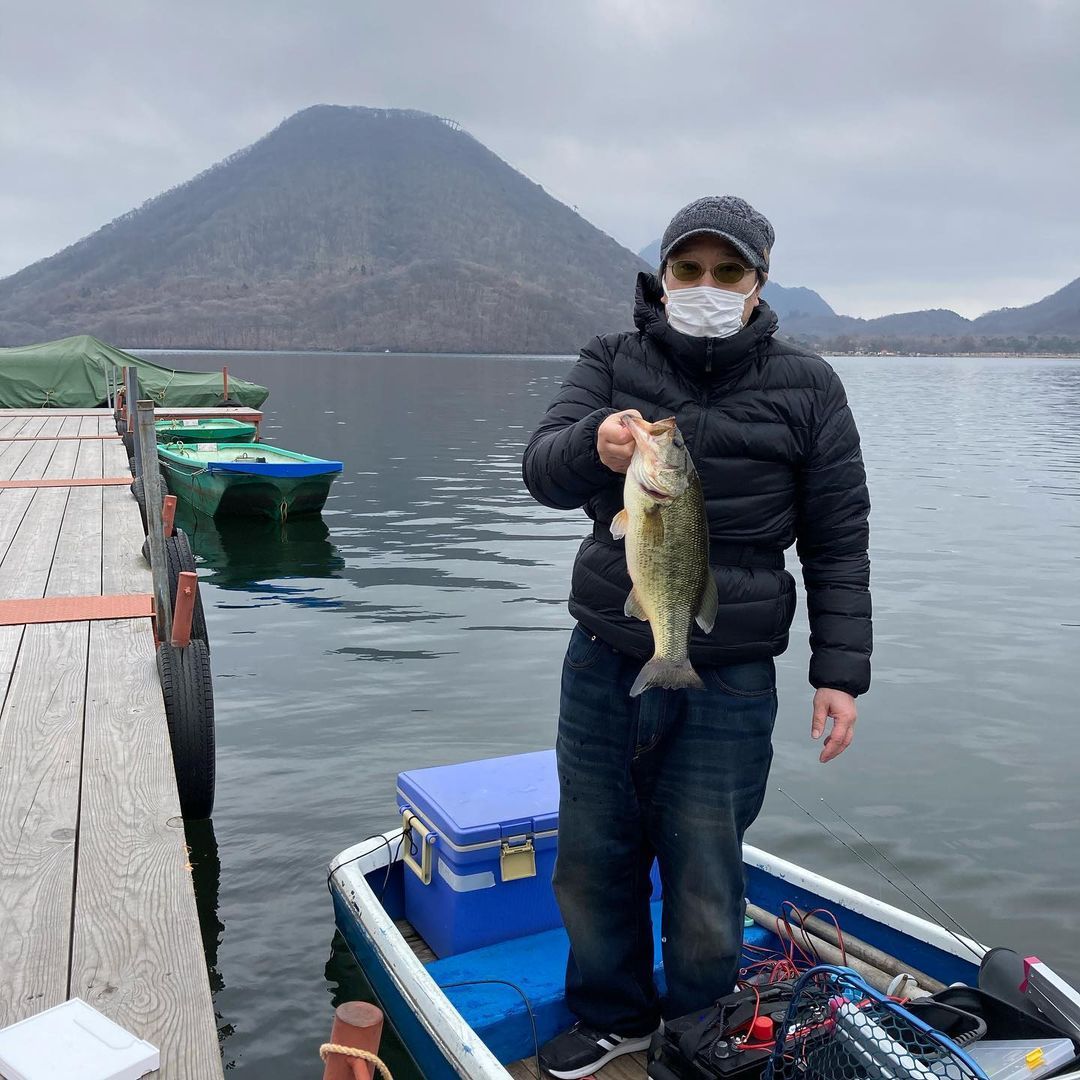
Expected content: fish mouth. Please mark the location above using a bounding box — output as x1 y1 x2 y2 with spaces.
621 413 677 456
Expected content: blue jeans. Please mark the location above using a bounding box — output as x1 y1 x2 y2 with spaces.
553 623 777 1035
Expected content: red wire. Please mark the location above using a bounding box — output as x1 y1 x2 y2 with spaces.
800 905 848 966
736 984 767 1052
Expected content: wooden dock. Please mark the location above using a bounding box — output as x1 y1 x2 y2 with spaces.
0 409 221 1076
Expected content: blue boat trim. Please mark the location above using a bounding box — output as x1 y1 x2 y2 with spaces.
206 459 343 478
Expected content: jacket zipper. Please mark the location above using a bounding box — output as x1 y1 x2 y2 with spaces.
692 339 712 452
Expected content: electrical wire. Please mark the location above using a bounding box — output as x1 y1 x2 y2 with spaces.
326 831 403 903
439 980 541 1080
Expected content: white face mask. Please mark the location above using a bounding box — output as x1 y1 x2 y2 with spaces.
662 279 757 338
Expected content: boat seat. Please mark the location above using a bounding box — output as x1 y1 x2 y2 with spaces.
427 901 775 1065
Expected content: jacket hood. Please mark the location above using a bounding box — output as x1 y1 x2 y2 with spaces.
633 271 778 380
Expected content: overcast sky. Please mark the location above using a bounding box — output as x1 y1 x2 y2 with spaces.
2 0 1077 318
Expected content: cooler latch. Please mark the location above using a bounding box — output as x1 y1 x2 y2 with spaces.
500 835 536 882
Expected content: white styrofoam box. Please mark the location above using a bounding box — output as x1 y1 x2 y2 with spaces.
0 998 160 1080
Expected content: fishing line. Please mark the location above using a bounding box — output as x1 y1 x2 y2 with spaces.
819 797 980 945
776 788 985 962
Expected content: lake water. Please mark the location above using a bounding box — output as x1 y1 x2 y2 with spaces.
151 349 1080 1077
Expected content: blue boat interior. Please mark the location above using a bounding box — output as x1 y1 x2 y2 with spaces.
360 857 982 1067
208 458 343 477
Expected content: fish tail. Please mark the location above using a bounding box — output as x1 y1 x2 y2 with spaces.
629 655 705 697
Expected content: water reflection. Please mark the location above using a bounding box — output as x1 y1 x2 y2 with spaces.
184 819 234 1063
176 505 345 590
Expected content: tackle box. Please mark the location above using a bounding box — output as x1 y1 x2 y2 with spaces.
930 987 1080 1076
396 749 660 958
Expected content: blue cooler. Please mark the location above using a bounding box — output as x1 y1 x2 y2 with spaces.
397 750 663 958
396 750 561 958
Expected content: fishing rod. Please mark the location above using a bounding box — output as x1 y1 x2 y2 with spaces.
819 797 981 946
776 788 986 963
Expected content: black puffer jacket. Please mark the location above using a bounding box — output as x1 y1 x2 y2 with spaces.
522 273 872 697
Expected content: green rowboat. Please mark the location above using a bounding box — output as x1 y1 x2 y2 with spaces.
155 417 257 443
157 442 343 520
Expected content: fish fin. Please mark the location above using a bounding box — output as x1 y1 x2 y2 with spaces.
624 588 648 621
609 509 629 540
695 573 719 634
642 505 664 545
629 656 705 698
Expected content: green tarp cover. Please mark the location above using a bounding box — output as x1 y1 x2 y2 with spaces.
0 335 269 409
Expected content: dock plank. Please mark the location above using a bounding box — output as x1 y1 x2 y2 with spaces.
103 436 130 479
0 619 88 1026
71 482 222 1078
0 417 47 477
45 437 105 599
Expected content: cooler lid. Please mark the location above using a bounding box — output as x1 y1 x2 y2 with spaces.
396 749 558 847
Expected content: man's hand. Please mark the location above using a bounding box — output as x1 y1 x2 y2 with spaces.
811 688 857 763
597 409 643 474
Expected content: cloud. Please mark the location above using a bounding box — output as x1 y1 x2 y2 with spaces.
2 0 1077 317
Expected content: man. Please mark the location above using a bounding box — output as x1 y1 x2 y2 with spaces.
521 196 871 1079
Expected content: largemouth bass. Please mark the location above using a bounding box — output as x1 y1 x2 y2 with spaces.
610 414 717 697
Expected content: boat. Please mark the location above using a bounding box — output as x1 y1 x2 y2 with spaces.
155 416 257 443
0 334 268 408
328 751 1080 1080
157 441 342 520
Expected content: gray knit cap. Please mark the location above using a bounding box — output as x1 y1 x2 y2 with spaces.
659 195 775 274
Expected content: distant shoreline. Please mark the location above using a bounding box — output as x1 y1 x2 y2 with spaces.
131 345 1080 360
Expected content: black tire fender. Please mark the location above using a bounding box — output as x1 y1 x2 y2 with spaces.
157 639 215 819
164 529 209 649
130 475 148 534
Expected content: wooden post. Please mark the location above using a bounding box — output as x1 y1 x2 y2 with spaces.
136 401 172 644
127 369 143 481
222 366 229 403
170 572 197 649
162 495 177 538
322 1002 384 1080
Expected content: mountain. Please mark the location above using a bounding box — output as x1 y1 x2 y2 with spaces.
972 276 1080 337
761 283 836 320
783 307 974 339
637 238 661 267
0 106 651 352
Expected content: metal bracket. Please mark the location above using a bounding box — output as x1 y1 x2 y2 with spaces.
500 836 536 882
401 809 434 885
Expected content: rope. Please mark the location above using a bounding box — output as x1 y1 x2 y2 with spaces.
318 1043 393 1079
